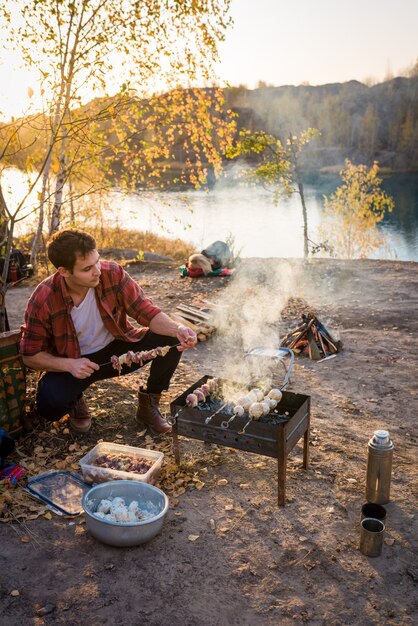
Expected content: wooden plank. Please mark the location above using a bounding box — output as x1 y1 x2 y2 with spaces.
171 314 200 332
176 304 211 321
176 311 212 325
0 330 21 349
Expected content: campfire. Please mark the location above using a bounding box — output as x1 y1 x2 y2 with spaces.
170 376 310 506
280 312 342 360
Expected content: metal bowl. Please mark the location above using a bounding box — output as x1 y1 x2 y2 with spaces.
82 480 169 547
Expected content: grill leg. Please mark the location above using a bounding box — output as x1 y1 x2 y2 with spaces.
303 404 310 470
277 428 286 506
303 427 310 469
172 427 180 464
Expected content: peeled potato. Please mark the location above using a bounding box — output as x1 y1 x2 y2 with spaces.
240 395 253 410
249 402 264 419
268 388 282 402
261 401 270 415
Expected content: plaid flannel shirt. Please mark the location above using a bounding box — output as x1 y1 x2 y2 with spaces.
20 261 161 358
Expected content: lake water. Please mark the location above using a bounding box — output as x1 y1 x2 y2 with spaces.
7 167 418 261
109 172 418 261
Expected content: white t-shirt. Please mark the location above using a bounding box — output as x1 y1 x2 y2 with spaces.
71 288 113 355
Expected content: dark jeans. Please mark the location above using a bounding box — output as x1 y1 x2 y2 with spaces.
36 333 181 421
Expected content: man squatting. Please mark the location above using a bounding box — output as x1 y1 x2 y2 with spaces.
20 229 197 434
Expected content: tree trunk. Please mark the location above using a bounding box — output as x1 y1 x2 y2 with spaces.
30 170 48 266
0 290 8 333
296 174 309 260
49 144 67 235
30 98 63 266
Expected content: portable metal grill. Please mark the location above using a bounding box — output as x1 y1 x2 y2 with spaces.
170 375 310 506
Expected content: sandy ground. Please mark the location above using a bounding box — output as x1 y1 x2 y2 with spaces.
1 257 417 626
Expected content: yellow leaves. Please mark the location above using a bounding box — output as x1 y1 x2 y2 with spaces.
188 534 199 542
51 160 60 174
321 159 394 258
43 512 52 520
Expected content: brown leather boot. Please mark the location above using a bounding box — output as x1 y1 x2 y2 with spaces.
69 395 92 434
136 389 172 434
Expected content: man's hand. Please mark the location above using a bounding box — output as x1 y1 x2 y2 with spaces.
176 324 197 352
68 358 100 379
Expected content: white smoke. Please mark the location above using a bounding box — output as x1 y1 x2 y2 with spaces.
209 258 306 388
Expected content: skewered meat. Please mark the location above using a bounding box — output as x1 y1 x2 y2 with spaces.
265 396 278 410
252 388 264 401
206 378 218 391
268 388 283 402
186 393 199 407
261 401 270 415
194 388 206 402
110 345 172 374
249 402 264 419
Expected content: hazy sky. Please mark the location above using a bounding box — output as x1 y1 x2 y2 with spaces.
216 0 418 87
0 0 417 120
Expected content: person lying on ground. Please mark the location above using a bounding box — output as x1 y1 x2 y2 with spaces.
20 228 197 435
187 240 232 275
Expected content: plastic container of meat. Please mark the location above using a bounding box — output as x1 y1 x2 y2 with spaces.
78 442 164 485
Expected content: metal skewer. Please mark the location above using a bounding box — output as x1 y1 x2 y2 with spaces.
220 413 238 429
238 416 253 435
205 402 228 425
98 342 183 368
167 406 185 426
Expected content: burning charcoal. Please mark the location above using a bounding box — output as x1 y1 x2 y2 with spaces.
260 413 289 425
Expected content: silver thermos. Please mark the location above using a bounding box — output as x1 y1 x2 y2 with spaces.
366 430 394 504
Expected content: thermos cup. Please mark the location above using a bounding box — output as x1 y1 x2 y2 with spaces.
366 430 394 504
360 517 385 557
360 502 387 523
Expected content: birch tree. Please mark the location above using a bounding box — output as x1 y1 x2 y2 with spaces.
227 128 320 259
320 160 394 259
1 0 234 261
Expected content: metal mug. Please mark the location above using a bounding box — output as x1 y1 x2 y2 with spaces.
360 517 385 557
361 502 387 523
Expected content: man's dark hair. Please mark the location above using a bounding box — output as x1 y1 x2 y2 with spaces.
47 229 97 270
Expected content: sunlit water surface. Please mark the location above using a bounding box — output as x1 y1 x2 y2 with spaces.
108 173 418 261
7 168 418 261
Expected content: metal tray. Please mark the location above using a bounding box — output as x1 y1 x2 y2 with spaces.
26 470 90 516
